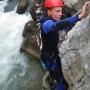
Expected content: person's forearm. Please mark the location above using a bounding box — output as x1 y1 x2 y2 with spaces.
42 16 80 34
56 15 80 30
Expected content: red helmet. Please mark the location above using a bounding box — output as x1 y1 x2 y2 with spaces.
44 0 64 9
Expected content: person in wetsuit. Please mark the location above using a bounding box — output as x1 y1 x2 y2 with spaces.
39 0 90 90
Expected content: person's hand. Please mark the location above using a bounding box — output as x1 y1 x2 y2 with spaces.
78 1 90 19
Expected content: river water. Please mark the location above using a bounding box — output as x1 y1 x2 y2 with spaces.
0 0 42 90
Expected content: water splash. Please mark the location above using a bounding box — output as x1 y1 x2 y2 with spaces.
0 0 36 90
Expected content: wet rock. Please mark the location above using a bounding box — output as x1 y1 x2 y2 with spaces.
22 20 36 38
16 0 28 14
4 0 19 12
30 0 43 22
20 0 42 58
20 21 40 58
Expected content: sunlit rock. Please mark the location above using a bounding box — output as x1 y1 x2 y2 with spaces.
59 14 90 90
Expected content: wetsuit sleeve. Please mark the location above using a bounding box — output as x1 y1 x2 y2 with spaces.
42 15 80 34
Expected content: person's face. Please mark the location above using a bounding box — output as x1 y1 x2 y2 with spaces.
48 7 63 21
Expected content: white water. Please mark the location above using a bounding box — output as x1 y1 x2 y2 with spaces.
0 0 41 90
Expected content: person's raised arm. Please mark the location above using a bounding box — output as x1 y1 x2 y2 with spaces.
42 15 79 34
42 1 90 34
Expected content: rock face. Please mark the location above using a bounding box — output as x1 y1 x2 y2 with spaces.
63 0 83 10
59 14 90 90
30 0 43 22
59 0 90 89
20 21 40 58
20 0 42 58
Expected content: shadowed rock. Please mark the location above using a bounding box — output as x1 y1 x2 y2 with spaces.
30 0 43 23
20 0 42 58
20 21 40 58
4 0 19 12
16 0 28 14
